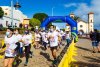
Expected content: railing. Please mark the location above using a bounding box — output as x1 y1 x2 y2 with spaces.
58 39 77 67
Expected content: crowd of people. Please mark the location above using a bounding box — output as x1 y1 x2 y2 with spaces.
2 25 72 67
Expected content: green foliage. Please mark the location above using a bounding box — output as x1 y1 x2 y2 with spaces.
0 7 4 18
47 23 52 28
0 27 7 31
33 13 48 22
73 16 80 21
29 18 41 27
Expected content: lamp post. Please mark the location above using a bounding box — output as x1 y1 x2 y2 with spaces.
52 7 55 16
11 0 13 28
11 0 21 28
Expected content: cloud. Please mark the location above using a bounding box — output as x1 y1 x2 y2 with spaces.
72 0 100 29
64 3 77 8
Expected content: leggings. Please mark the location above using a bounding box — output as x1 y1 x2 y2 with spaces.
25 44 31 63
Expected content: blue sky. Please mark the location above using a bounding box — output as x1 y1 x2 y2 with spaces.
0 0 100 29
0 0 91 18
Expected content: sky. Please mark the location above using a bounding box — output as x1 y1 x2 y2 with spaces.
0 0 100 29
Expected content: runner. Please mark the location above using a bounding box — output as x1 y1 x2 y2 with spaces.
34 30 41 49
4 28 17 67
90 29 100 53
41 30 48 50
28 30 33 58
65 31 71 47
48 26 60 64
14 29 23 57
56 29 62 49
22 30 32 66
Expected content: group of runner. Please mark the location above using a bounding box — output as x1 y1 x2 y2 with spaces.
3 25 71 67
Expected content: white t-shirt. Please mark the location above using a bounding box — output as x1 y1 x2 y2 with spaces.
66 33 71 39
14 34 23 47
4 35 17 57
48 31 59 47
41 32 48 43
34 33 41 41
29 33 33 44
22 34 31 46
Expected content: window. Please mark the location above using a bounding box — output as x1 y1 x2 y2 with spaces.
15 23 17 27
91 20 93 23
6 21 8 26
5 13 7 15
80 25 83 28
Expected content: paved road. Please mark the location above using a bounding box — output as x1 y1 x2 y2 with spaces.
74 38 100 67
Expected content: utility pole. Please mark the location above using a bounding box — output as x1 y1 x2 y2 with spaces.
11 0 13 28
52 7 55 16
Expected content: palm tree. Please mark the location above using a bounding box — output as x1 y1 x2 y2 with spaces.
73 16 80 22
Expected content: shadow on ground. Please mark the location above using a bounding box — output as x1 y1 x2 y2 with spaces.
76 46 92 52
40 51 53 62
84 56 100 63
73 61 100 67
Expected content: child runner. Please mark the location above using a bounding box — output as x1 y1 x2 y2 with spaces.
22 30 32 66
4 28 17 67
41 30 48 50
34 30 41 49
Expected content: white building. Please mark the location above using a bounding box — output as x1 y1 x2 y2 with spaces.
0 6 27 27
67 12 94 34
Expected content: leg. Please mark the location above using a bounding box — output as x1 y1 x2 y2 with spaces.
92 46 96 53
8 58 14 67
37 41 40 48
29 44 33 57
97 42 100 52
24 46 30 66
51 47 57 64
4 58 9 67
51 47 57 60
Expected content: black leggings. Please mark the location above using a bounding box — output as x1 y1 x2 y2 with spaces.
25 44 31 63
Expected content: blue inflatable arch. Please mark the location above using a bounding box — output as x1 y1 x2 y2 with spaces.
41 16 77 34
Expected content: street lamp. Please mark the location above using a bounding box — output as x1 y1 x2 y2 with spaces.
11 0 21 28
52 7 54 16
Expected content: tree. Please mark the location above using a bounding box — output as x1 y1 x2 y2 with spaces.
73 16 80 21
29 18 41 27
33 13 48 22
0 7 4 18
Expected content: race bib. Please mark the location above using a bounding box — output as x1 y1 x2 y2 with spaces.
50 37 55 42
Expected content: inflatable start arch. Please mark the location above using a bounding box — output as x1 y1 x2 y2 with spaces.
41 16 77 34
41 16 78 42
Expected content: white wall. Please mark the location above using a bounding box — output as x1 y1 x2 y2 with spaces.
78 21 88 34
0 16 20 27
0 6 27 27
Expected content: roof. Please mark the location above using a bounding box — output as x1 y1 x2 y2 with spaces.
88 12 94 14
77 19 87 23
70 13 74 15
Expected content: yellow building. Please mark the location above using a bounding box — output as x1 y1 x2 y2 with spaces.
22 19 30 28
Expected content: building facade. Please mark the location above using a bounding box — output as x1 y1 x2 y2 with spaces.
68 12 94 34
0 6 27 27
